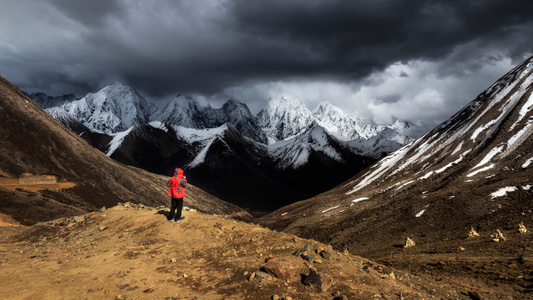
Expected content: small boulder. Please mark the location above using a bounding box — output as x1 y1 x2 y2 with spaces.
303 268 333 292
320 250 334 260
255 271 272 281
264 258 300 281
293 243 316 256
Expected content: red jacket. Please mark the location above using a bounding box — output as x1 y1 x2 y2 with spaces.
168 169 187 198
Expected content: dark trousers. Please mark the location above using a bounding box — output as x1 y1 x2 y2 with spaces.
168 197 184 221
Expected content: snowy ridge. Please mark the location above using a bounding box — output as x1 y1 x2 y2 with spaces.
345 56 533 196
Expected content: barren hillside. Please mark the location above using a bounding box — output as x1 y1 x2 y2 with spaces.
0 203 469 299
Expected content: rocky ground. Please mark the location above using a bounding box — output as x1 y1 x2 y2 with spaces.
0 203 473 300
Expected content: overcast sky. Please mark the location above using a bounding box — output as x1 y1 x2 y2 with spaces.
1 0 532 134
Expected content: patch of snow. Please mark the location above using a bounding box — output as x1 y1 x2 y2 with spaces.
465 180 474 183
523 157 533 168
321 205 340 214
281 212 288 216
471 120 496 141
471 146 504 170
396 180 415 191
419 171 434 180
466 164 495 177
148 121 168 132
490 186 518 199
415 209 426 218
435 149 471 174
509 92 533 131
346 143 412 194
187 138 215 168
351 197 369 206
523 185 531 191
451 141 463 156
508 119 533 148
107 127 135 156
174 124 228 143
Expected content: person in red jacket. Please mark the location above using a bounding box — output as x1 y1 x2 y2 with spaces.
167 168 187 222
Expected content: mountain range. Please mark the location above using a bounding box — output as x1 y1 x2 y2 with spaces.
30 85 417 213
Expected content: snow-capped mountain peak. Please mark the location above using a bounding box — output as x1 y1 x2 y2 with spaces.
151 95 201 128
257 96 315 143
60 83 152 134
312 101 377 141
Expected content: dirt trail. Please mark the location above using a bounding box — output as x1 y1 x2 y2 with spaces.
0 203 466 299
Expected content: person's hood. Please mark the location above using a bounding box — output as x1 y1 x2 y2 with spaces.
177 168 184 176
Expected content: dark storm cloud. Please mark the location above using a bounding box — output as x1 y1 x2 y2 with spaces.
46 0 123 27
1 0 532 130
228 0 533 78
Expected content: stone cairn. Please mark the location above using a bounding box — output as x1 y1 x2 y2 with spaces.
404 237 415 248
491 229 506 242
519 221 527 234
468 227 480 237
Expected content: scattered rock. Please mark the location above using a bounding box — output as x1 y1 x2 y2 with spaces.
248 272 256 281
292 243 316 256
468 291 482 300
100 206 107 212
320 250 334 260
143 288 154 293
458 246 466 252
303 268 333 292
264 258 300 281
255 271 272 281
116 271 126 278
73 215 85 223
170 258 177 263
99 226 108 231
301 253 315 262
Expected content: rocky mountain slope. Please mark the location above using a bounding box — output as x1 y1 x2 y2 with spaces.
0 75 249 225
0 203 469 299
257 56 533 297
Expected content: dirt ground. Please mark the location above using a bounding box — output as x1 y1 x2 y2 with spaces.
0 203 473 300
